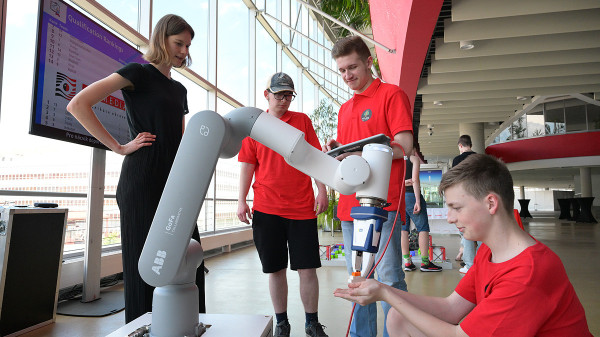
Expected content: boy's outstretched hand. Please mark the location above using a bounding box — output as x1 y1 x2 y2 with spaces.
334 279 387 306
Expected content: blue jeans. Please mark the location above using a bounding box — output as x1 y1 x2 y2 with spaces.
342 211 407 337
461 234 481 269
402 192 430 232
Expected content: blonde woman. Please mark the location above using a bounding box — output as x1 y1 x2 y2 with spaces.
67 14 204 323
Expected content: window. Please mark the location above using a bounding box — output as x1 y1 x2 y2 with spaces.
526 105 545 138
303 75 316 115
215 99 245 231
0 0 93 252
511 115 527 139
218 0 249 105
498 127 511 142
544 101 565 135
255 24 276 111
282 55 299 111
152 0 210 79
97 0 139 32
565 99 587 132
587 103 600 130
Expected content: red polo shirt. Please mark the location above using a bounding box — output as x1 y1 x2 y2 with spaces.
336 78 413 221
238 110 321 220
456 242 592 336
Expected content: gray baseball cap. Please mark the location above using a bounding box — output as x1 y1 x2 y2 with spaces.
267 72 296 94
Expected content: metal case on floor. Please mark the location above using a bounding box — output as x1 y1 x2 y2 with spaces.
0 207 68 336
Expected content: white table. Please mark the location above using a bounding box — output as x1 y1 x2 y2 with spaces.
106 313 273 337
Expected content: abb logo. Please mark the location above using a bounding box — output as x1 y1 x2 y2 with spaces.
152 250 167 275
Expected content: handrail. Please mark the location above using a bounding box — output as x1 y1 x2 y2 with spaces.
0 190 252 202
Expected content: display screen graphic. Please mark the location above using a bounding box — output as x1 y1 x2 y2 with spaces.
30 0 146 148
420 169 444 208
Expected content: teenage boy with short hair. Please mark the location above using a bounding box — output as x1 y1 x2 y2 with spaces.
238 72 329 337
323 35 413 337
334 154 592 337
452 134 479 274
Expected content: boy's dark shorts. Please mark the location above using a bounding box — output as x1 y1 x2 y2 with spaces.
252 210 322 273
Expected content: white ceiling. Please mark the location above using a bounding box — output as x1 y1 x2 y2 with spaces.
416 0 600 161
510 166 600 189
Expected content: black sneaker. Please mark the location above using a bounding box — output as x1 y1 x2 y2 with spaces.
275 320 290 337
305 321 328 337
404 262 417 271
420 262 443 272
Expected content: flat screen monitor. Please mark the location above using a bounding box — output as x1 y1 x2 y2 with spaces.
30 0 146 149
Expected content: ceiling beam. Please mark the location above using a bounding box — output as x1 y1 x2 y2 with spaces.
418 124 461 132
420 97 526 108
421 112 513 121
426 63 600 84
452 0 600 21
434 32 600 59
420 84 600 102
444 9 600 42
430 48 600 73
420 105 521 115
420 116 508 124
419 74 600 94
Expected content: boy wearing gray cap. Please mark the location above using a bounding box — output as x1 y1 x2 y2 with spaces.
237 73 329 337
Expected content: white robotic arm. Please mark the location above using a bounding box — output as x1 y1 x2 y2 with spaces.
137 107 393 336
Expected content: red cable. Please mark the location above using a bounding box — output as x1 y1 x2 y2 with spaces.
345 143 407 337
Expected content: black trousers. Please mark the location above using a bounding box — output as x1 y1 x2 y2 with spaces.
120 220 206 323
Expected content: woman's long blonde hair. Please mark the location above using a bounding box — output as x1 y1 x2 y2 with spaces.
144 14 194 68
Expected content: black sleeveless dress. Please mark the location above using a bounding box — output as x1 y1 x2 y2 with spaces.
115 63 205 323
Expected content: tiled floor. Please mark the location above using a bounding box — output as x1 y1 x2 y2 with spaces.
21 214 599 336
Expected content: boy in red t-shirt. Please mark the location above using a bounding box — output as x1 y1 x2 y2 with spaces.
323 35 413 337
237 72 329 337
334 154 592 337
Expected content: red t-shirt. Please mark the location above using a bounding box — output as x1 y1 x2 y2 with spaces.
336 79 413 221
456 242 592 336
238 110 321 220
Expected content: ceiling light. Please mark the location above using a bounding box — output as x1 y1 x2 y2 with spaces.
516 96 529 101
433 101 443 106
459 40 475 50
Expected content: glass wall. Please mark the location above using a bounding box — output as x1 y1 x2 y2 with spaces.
217 0 249 105
544 101 566 135
565 99 587 133
493 96 600 144
0 0 95 253
526 105 544 138
97 0 139 31
0 0 349 255
589 103 600 130
153 0 210 79
511 115 527 140
255 23 277 111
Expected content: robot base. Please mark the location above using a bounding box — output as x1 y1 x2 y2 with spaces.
106 313 273 337
151 283 202 336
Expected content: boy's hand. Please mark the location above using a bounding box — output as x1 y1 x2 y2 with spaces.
237 202 252 224
315 192 328 215
413 202 421 214
322 139 341 152
335 151 361 161
334 279 385 306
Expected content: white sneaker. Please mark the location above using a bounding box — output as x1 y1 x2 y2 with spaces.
459 266 469 274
